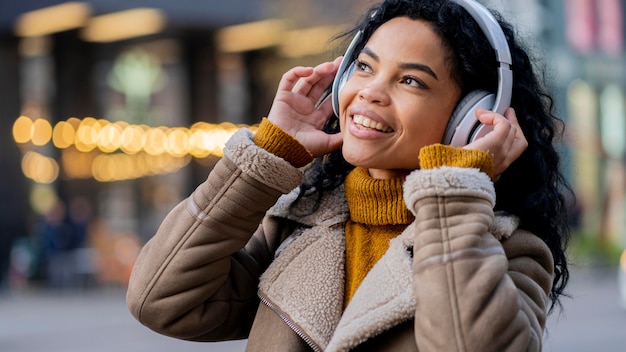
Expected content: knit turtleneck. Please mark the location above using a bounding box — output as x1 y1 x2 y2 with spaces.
343 167 413 307
344 167 414 225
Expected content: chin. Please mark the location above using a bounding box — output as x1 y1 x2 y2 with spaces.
342 156 382 171
341 153 362 168
342 153 369 169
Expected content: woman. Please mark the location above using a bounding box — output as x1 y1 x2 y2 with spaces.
126 0 571 351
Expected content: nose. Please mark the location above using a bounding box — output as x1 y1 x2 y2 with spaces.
357 79 390 106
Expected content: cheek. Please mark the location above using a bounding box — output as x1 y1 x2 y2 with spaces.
338 104 348 132
435 114 453 138
414 99 458 139
337 90 349 119
399 110 451 147
337 90 354 133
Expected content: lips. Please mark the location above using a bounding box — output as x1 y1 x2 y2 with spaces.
352 114 393 133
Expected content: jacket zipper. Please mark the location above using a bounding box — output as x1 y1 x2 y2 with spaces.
258 292 323 352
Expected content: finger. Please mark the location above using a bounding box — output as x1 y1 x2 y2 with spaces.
476 109 511 130
501 108 527 151
469 112 509 160
475 108 498 125
294 59 341 97
279 66 314 93
505 108 527 144
292 61 332 94
503 107 518 124
308 70 338 101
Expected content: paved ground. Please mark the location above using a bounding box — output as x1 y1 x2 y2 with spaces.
544 263 626 352
0 288 246 352
1 264 624 352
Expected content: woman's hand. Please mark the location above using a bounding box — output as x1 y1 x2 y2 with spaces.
267 57 344 157
465 108 528 181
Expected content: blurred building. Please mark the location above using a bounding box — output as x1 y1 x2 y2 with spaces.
549 0 626 257
0 0 375 288
483 0 626 260
2 0 626 289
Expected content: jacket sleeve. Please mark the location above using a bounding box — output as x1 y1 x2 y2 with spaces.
126 129 303 341
404 166 553 352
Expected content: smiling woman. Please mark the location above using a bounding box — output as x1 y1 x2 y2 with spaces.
126 0 572 351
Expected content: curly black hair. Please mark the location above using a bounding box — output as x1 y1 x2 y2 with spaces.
295 0 572 311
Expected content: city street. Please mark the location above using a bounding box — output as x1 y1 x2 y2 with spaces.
1 265 624 352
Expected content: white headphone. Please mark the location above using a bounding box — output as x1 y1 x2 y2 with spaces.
331 0 512 147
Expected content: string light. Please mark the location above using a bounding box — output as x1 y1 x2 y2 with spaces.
12 115 257 183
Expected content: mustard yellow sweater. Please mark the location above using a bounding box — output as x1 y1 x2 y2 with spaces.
343 167 412 306
253 118 494 306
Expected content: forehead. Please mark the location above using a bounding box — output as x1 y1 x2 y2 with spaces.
366 17 446 58
365 17 452 72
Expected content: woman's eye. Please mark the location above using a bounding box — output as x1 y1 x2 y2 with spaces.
403 76 427 89
356 61 372 73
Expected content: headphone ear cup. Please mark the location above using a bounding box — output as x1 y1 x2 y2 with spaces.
340 62 357 91
332 61 357 116
443 90 494 146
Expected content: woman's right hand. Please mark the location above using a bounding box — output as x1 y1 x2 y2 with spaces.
465 107 528 181
267 57 344 157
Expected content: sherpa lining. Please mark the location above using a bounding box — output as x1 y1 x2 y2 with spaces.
224 129 303 194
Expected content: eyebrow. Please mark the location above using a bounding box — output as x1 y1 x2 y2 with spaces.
361 47 439 80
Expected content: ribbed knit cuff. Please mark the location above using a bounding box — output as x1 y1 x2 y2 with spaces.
253 118 314 168
419 143 495 180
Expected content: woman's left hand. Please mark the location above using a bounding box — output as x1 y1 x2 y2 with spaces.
266 57 343 157
464 108 528 181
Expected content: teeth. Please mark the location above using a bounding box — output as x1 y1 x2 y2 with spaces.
353 115 391 132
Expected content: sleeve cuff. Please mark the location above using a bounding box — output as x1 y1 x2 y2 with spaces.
253 118 314 168
419 143 495 180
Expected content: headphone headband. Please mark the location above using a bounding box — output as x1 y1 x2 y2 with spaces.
450 0 512 115
451 0 511 65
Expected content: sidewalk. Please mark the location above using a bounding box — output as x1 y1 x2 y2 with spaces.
0 287 246 352
544 263 626 352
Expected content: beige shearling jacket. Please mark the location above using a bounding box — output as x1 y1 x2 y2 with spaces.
126 128 554 352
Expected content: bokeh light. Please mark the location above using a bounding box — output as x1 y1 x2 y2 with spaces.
12 115 34 144
21 151 59 184
13 115 256 183
31 118 52 146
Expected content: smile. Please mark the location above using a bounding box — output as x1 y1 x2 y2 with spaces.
352 115 393 133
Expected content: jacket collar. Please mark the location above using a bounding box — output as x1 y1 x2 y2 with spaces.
266 184 350 227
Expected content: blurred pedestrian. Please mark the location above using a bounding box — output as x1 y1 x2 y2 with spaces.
39 200 74 288
0 138 28 292
127 0 572 350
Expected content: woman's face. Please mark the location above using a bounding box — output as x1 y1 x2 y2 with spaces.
338 17 461 179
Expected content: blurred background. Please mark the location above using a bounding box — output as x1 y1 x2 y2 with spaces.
0 0 625 351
